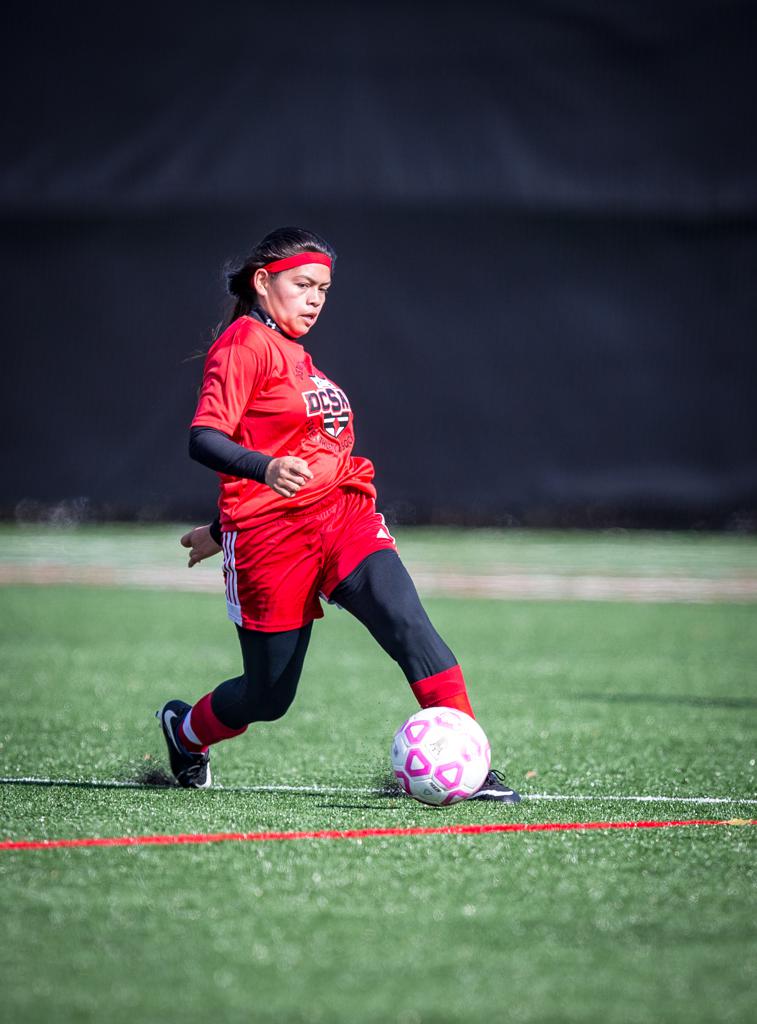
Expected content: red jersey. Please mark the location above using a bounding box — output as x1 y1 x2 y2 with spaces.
192 316 376 529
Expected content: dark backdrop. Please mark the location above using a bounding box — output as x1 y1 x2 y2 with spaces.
2 1 756 527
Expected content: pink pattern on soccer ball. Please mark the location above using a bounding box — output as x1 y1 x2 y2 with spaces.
441 789 470 805
405 748 432 777
433 761 463 788
434 710 463 730
394 770 412 795
391 709 492 807
461 737 482 761
404 719 431 743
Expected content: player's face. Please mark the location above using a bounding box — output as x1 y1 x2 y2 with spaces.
254 263 331 338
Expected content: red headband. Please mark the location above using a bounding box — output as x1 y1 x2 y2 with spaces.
263 252 332 274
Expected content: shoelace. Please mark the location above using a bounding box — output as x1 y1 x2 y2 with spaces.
180 758 208 783
488 768 508 784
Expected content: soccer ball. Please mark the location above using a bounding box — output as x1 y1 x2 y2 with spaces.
390 707 491 806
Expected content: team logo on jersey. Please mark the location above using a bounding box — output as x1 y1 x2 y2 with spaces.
302 374 351 438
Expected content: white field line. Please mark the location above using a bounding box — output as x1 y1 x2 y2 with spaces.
2 562 757 602
1 776 755 805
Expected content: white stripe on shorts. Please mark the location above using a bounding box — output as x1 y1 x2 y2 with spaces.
377 512 396 544
223 531 242 626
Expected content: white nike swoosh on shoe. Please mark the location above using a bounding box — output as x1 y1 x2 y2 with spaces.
162 709 184 754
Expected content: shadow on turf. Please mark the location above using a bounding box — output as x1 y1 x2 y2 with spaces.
313 803 388 810
134 763 176 786
0 764 179 791
373 770 404 798
575 692 757 710
0 766 408 801
313 772 405 809
0 778 173 791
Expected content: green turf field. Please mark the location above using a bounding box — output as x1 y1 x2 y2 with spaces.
1 528 756 1023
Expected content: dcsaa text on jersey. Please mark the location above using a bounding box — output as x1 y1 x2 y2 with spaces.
302 374 351 438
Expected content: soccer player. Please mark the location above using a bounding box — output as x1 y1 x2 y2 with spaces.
158 226 519 803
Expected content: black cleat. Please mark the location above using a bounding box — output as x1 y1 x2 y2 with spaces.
470 769 521 803
156 699 212 789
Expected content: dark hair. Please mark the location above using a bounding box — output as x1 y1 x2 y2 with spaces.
223 226 337 329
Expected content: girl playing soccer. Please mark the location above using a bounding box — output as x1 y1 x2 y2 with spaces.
158 226 519 803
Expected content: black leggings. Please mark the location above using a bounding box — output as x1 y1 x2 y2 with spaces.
210 549 456 730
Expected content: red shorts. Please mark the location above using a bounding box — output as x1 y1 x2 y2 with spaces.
221 488 397 631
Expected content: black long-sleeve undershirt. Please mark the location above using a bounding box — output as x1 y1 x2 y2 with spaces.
189 426 273 544
209 517 223 546
189 426 273 482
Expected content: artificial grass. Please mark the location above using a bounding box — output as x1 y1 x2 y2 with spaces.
2 826 755 1024
1 585 754 797
1 539 756 1023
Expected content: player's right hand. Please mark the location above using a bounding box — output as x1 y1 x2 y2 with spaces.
265 456 313 498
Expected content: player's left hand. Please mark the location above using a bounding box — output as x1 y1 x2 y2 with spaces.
180 525 222 567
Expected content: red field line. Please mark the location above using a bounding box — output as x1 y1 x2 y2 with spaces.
2 818 754 851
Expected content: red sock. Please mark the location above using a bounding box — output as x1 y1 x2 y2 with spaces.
410 665 475 719
178 692 248 752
